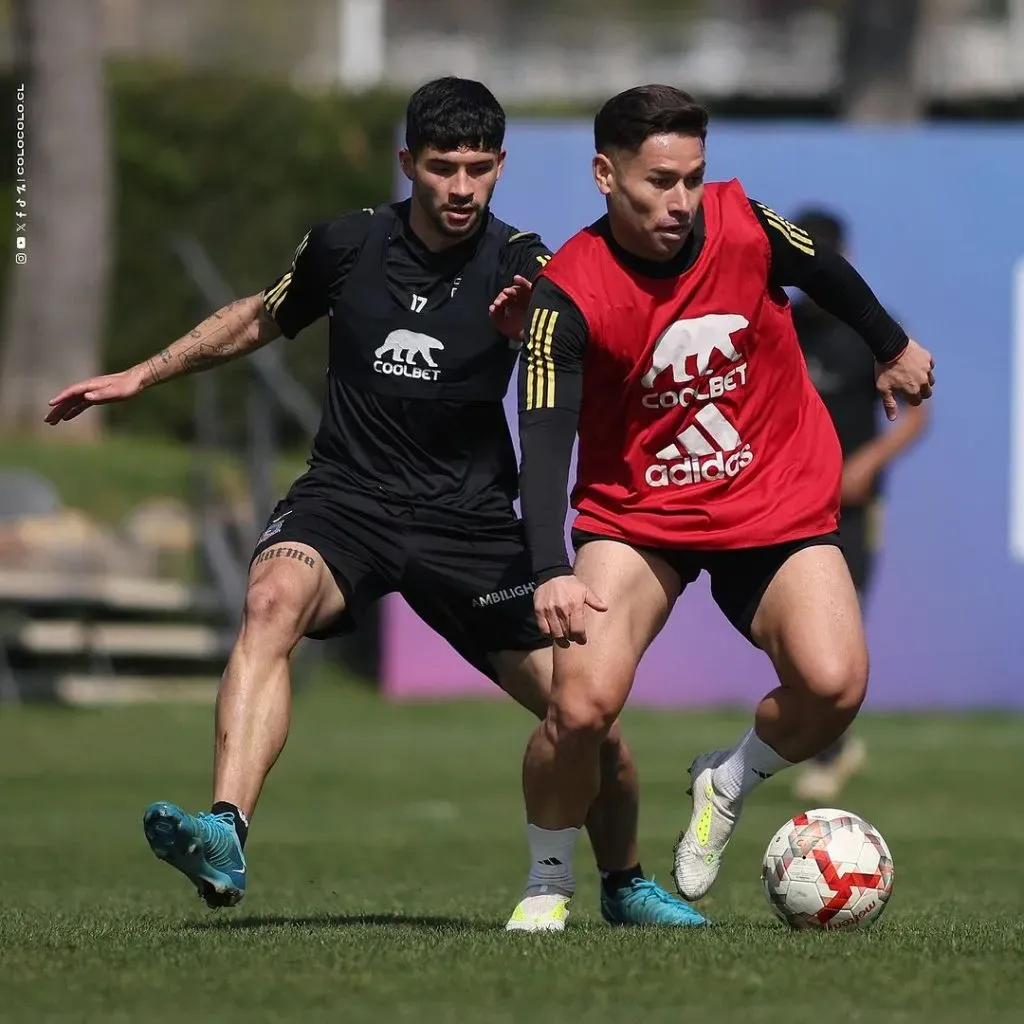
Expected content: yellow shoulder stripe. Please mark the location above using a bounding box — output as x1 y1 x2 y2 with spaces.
263 230 311 316
524 307 559 410
756 203 815 256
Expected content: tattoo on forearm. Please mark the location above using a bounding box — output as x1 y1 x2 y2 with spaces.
253 546 317 570
181 341 230 372
143 298 263 385
215 300 244 320
142 348 175 387
184 303 255 370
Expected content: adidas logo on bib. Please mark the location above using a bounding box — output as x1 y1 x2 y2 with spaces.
640 314 755 488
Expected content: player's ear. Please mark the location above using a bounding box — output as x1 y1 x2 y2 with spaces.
398 148 416 182
593 152 614 196
494 149 507 181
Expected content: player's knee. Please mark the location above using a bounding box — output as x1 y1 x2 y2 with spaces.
806 647 868 715
548 688 619 747
241 578 308 647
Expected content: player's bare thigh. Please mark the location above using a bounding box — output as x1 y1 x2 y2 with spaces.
243 542 346 642
749 543 868 704
551 540 681 726
489 646 553 719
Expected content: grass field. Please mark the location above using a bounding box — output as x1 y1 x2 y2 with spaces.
1 680 1022 1023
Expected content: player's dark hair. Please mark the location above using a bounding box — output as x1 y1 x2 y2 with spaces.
594 85 709 154
792 208 847 253
405 77 506 156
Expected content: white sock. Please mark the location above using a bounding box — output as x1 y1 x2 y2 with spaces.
712 727 793 802
525 824 579 896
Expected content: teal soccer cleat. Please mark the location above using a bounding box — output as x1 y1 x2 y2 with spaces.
601 876 710 927
143 801 246 909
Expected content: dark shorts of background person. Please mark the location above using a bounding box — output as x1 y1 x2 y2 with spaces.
571 528 842 646
837 502 881 601
250 487 550 683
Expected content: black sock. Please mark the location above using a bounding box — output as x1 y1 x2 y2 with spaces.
601 863 645 898
211 801 249 850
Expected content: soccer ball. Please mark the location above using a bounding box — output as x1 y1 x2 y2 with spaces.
761 808 894 930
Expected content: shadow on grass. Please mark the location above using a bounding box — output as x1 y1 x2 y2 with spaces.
184 909 776 938
186 911 490 933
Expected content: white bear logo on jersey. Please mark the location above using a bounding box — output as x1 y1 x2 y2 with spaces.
641 313 749 387
640 313 754 488
373 330 446 382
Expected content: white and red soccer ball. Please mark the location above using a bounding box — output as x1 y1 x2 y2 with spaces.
761 808 894 930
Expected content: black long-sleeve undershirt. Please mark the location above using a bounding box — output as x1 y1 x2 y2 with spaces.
518 199 909 581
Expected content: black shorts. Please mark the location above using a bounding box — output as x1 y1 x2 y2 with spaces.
251 487 548 682
572 528 841 645
837 502 881 600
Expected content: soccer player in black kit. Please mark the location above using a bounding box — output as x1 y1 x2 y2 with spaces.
45 78 705 928
789 208 929 801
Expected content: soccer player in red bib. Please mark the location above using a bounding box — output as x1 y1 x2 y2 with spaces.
497 85 934 930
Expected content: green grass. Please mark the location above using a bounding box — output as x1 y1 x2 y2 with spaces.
1 682 1021 1023
0 434 306 526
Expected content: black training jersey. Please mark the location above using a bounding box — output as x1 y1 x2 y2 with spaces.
261 201 551 517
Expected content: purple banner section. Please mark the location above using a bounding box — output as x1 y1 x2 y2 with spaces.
383 575 774 706
383 123 1024 709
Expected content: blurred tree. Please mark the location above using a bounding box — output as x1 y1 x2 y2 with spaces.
0 0 112 439
840 0 924 121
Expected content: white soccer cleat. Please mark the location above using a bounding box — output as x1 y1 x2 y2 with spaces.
672 751 742 901
505 892 571 932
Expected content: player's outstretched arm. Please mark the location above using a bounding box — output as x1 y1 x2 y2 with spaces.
45 295 280 425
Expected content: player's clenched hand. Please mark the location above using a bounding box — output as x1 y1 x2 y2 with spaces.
875 339 934 422
489 274 533 342
45 367 147 425
533 574 607 647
